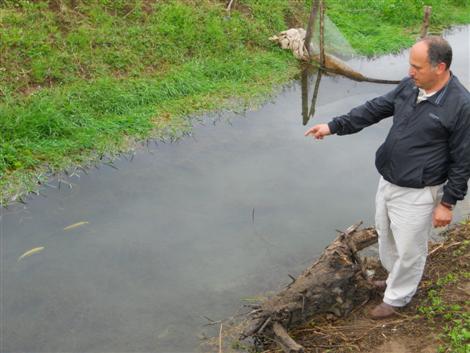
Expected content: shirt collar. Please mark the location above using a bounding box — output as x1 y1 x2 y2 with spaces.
424 72 453 106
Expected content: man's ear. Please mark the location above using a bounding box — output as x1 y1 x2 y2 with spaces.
436 62 447 74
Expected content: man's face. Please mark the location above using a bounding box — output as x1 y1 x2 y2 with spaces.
408 42 442 91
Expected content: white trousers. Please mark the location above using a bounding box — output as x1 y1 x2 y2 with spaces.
375 177 443 307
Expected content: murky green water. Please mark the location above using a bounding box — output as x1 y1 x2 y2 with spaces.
1 26 469 353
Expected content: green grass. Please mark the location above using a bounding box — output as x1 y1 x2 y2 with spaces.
1 0 470 204
0 0 301 100
0 0 302 203
326 0 470 56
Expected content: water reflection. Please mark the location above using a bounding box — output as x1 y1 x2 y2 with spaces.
300 59 402 126
301 66 309 124
300 66 324 126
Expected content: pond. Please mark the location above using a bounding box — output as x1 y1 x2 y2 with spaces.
1 26 469 352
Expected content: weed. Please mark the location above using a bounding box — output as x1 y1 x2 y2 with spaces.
437 273 459 287
418 271 470 352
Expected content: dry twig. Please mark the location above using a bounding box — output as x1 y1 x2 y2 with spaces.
226 0 235 12
218 323 223 353
428 243 444 256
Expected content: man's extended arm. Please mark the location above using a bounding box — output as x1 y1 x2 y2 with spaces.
327 85 399 135
305 79 407 138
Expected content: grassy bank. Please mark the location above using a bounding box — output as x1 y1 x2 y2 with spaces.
327 0 470 55
1 0 470 205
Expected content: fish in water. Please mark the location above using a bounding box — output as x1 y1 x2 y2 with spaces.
63 221 89 231
18 247 45 262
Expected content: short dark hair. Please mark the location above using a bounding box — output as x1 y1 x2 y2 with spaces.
420 36 452 70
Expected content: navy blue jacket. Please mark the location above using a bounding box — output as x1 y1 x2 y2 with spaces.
328 74 470 205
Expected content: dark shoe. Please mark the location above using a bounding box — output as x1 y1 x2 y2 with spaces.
367 279 387 291
369 302 397 320
373 280 387 290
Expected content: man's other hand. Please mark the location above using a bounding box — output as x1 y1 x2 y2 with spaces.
304 124 331 140
432 203 453 227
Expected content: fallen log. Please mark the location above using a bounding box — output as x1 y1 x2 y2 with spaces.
239 222 378 352
269 28 401 84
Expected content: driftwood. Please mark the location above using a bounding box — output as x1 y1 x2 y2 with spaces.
273 322 305 353
315 53 401 84
269 29 401 85
240 222 378 352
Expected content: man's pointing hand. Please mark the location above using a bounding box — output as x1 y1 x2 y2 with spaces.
304 124 331 140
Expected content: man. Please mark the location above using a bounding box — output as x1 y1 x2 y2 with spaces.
304 36 470 319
